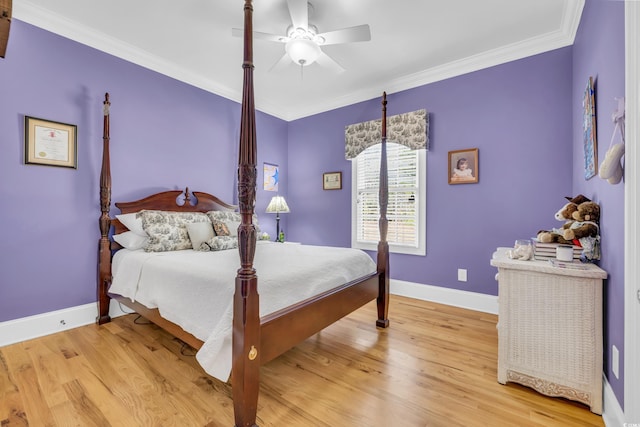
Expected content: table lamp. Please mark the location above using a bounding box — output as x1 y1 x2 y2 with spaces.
265 195 290 242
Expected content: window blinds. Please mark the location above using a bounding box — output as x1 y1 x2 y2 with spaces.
355 143 419 247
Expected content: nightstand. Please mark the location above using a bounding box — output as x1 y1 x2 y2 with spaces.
490 250 607 414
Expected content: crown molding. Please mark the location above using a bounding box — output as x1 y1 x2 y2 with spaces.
280 0 585 121
13 2 242 101
14 0 584 122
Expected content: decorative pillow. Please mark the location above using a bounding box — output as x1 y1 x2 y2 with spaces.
116 212 147 236
226 221 241 237
198 236 238 252
113 231 148 250
186 222 215 250
140 210 210 252
211 220 230 236
207 211 260 237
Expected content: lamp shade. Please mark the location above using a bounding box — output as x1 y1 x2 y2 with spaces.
266 196 290 213
285 38 321 66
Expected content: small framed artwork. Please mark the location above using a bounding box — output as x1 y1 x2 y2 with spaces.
24 116 77 168
263 162 279 191
583 76 597 180
448 148 478 184
323 171 342 190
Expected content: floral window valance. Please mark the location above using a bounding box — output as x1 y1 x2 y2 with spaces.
345 109 429 159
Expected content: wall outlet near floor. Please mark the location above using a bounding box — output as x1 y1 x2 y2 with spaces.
612 345 619 379
457 268 467 282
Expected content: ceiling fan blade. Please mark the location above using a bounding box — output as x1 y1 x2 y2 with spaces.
317 24 371 46
315 51 345 74
232 28 287 43
268 52 293 73
287 0 308 30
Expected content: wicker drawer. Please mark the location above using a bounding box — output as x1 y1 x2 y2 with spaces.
491 253 606 414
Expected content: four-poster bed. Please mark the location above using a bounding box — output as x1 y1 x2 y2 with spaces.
96 1 390 425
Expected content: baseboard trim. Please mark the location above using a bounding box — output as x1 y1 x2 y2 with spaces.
2 281 497 347
390 279 499 314
602 375 625 426
0 301 129 347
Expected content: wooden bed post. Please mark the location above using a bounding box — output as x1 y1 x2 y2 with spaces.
97 93 112 325
376 92 390 328
232 1 260 426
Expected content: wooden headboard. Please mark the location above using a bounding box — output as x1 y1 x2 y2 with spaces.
112 187 236 235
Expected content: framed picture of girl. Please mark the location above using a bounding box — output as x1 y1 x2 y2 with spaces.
448 148 478 184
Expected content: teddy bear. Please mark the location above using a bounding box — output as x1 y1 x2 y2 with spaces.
563 200 601 261
536 195 590 244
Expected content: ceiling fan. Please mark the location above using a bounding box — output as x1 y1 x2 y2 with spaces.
232 0 371 73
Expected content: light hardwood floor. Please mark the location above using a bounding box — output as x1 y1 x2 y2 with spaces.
0 296 604 426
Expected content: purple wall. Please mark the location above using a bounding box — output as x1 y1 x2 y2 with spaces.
0 21 287 322
0 0 627 411
287 48 574 296
571 0 625 407
286 0 625 408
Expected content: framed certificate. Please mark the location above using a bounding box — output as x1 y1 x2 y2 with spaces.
323 171 342 190
24 116 77 168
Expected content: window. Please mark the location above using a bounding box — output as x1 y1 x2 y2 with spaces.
351 142 426 255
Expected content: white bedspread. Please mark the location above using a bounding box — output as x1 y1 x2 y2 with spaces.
109 242 376 381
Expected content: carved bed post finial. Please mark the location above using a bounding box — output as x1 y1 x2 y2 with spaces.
232 1 261 426
184 187 191 206
376 91 390 328
98 92 112 325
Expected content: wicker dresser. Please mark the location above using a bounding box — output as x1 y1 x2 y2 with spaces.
490 250 607 414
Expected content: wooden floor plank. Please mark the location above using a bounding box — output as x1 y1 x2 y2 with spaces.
0 296 605 426
1 343 56 426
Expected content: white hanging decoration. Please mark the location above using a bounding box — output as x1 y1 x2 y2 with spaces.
599 97 625 185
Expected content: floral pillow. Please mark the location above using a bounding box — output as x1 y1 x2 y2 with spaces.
207 211 260 237
198 236 238 251
140 210 210 252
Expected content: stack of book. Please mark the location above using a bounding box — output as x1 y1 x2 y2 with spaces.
548 258 588 269
531 239 582 261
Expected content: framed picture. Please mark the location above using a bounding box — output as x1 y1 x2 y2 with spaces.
24 116 77 168
263 163 279 191
323 171 342 190
448 148 478 184
583 76 597 180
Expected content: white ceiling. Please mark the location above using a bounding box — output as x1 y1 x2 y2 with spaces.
14 0 583 121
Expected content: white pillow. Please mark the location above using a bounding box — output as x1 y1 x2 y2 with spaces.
113 231 148 250
186 222 215 250
226 220 241 237
116 212 147 236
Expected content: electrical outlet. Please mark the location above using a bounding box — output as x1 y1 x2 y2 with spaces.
457 268 467 282
612 345 619 379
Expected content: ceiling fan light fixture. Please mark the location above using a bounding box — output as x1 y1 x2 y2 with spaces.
285 38 321 66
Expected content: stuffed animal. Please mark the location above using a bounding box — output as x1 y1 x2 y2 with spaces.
508 239 533 260
536 195 590 244
563 200 601 261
